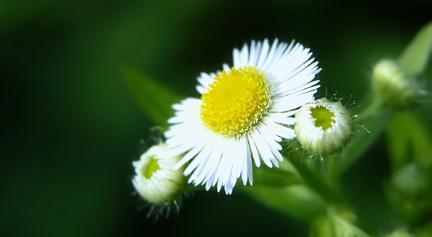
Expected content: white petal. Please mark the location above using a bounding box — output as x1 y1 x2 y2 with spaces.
260 39 279 70
247 135 261 167
239 43 249 67
248 40 258 66
257 39 270 68
184 143 212 176
251 131 273 168
196 72 216 94
233 48 241 68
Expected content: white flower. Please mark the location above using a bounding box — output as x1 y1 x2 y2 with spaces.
132 144 185 204
165 39 321 194
295 98 352 155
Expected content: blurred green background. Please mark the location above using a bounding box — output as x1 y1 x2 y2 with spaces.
1 0 431 236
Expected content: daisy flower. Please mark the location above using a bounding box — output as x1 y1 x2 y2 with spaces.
165 39 321 194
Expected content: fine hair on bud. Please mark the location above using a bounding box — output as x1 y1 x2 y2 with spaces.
295 98 353 155
132 143 186 217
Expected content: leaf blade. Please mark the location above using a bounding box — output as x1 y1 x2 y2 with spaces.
398 22 432 76
122 66 182 126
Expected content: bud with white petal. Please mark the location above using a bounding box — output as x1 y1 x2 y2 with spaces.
295 98 352 155
132 144 185 204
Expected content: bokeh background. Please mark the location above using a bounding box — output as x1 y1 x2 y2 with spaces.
1 0 431 236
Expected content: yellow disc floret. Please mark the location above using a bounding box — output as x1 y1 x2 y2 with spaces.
201 66 271 137
310 106 335 130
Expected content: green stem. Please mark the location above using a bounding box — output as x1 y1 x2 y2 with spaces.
329 95 394 180
290 154 346 206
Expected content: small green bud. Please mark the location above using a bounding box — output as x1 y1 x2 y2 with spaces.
295 98 352 155
132 144 185 204
391 163 429 196
372 59 417 105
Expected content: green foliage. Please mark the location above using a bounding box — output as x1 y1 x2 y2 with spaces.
253 165 303 187
386 231 414 237
4 0 432 234
247 159 326 220
330 213 370 237
386 112 432 168
382 25 432 228
311 211 371 237
418 223 432 237
398 23 432 77
329 98 393 179
245 185 326 221
385 113 432 226
0 0 54 30
122 66 181 126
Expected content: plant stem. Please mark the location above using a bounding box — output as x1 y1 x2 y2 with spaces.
328 95 394 181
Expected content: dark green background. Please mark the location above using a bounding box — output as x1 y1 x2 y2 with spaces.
1 0 430 236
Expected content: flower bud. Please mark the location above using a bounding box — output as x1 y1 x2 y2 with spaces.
372 59 417 105
391 163 429 196
295 98 352 155
132 144 185 204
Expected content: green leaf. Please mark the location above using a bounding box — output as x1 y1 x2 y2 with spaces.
417 223 432 237
122 66 182 125
331 213 371 237
311 211 371 237
244 184 326 221
386 113 432 225
311 215 334 237
253 166 303 187
398 22 432 76
386 112 432 168
243 159 327 221
253 159 303 187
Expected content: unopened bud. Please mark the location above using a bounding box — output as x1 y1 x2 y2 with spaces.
132 144 185 204
295 98 352 155
372 59 417 105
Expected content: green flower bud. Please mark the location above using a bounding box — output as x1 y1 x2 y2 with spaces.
372 59 417 105
132 144 185 204
295 98 352 155
391 164 429 196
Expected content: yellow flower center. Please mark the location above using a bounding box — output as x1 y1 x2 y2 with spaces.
200 67 270 137
142 157 160 179
310 106 335 130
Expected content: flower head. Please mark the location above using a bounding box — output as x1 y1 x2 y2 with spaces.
295 98 352 155
166 39 321 194
132 144 185 204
